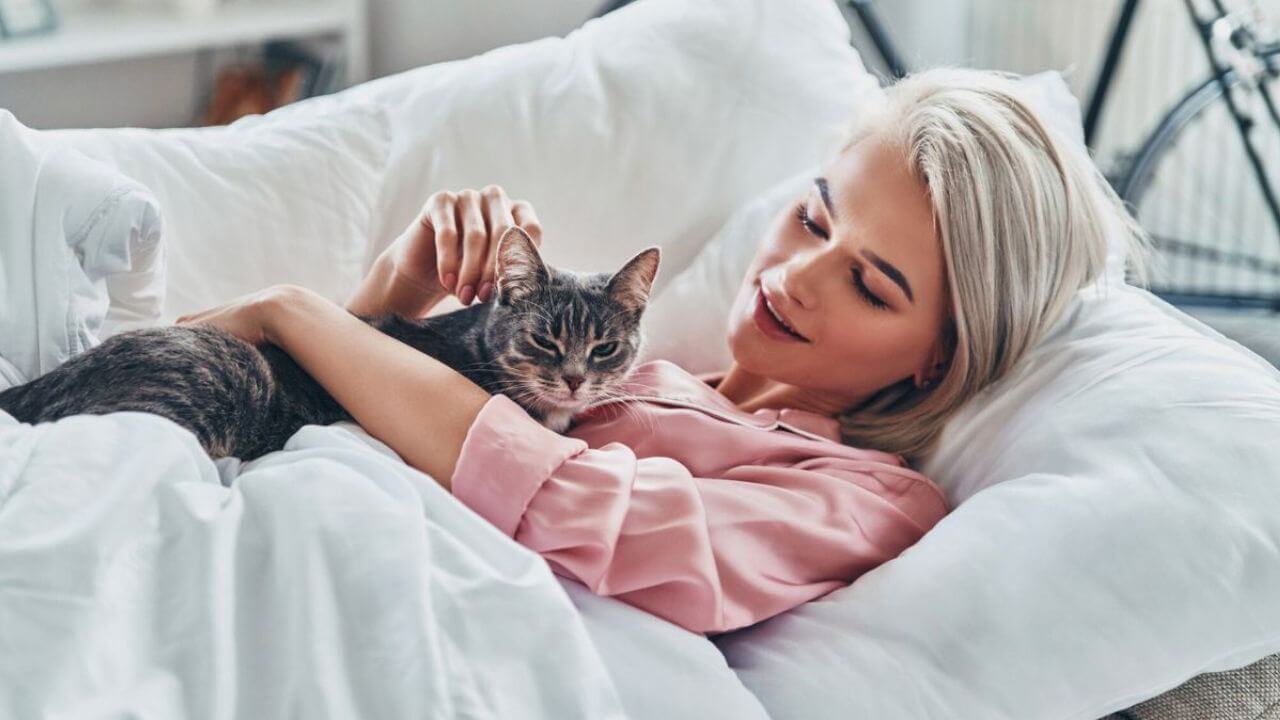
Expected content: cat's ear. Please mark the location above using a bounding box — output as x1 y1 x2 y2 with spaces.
496 226 549 305
606 246 661 313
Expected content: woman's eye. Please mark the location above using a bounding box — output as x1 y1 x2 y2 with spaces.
852 268 890 310
591 341 619 359
532 335 560 353
794 202 829 240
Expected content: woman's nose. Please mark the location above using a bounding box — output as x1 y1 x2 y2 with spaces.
781 261 821 310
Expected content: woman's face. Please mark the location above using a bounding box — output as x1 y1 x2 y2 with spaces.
727 132 951 406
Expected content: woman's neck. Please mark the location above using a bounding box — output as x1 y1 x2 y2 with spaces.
715 362 864 417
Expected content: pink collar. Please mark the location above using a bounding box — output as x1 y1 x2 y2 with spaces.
580 360 843 444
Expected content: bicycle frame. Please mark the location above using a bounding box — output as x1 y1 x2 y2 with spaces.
1084 0 1143 146
1183 0 1280 239
1084 0 1280 239
846 0 910 80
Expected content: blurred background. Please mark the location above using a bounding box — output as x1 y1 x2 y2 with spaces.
0 0 599 128
2 0 1278 353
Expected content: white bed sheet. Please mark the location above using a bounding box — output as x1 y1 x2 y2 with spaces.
558 578 771 720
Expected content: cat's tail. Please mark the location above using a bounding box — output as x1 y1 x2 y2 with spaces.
0 380 35 422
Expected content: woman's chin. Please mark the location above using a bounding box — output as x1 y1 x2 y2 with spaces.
726 322 770 372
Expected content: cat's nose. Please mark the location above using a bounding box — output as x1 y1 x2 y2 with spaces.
563 374 584 393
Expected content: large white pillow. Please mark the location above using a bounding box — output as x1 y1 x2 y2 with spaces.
268 0 881 290
717 282 1280 719
0 110 163 387
42 0 875 320
49 105 392 321
665 73 1280 718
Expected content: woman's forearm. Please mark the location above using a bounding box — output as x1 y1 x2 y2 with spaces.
266 286 488 487
345 249 445 318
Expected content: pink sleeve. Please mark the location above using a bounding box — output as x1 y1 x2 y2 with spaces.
451 394 948 635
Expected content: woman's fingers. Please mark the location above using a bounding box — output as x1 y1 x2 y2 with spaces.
454 189 490 305
176 302 221 326
477 185 514 303
419 185 540 306
512 200 543 247
427 192 459 293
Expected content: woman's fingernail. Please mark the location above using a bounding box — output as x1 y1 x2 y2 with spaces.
477 282 494 302
459 284 475 305
443 273 457 292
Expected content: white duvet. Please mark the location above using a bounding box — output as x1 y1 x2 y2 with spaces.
0 415 625 718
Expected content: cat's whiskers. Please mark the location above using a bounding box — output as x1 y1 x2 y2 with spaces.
589 385 657 437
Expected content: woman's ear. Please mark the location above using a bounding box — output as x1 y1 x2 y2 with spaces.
914 332 953 389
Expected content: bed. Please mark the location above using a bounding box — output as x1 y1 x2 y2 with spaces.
2 1 1279 718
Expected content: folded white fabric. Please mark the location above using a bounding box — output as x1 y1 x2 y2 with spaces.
0 411 626 718
0 110 164 389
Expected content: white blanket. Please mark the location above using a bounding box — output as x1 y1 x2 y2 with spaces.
0 412 626 718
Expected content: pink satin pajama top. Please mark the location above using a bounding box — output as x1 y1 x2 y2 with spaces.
450 359 949 635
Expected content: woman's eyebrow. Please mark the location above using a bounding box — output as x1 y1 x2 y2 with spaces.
814 176 914 303
814 177 836 220
860 249 915 303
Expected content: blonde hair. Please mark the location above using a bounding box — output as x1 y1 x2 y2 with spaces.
837 67 1150 463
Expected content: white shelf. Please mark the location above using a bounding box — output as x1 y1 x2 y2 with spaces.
0 0 364 76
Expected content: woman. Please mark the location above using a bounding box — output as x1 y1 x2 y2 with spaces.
177 68 1147 635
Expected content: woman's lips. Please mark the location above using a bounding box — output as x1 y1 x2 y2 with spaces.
752 287 810 343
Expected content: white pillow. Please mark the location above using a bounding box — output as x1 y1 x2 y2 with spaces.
49 105 392 321
641 172 812 372
717 283 1280 719
664 73 1280 718
0 110 163 386
268 0 881 290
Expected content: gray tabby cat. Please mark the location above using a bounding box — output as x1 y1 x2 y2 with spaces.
0 229 660 459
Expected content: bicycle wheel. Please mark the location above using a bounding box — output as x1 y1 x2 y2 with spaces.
1113 49 1280 308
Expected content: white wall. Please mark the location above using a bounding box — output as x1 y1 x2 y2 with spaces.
0 0 600 129
367 0 599 77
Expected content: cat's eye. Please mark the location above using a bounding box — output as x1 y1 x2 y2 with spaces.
531 334 560 354
591 341 619 359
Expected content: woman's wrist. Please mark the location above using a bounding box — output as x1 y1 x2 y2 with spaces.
260 284 324 347
346 248 446 318
387 251 448 312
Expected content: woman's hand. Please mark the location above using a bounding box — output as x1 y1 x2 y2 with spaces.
175 284 311 346
183 280 488 485
389 185 544 306
346 185 543 317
